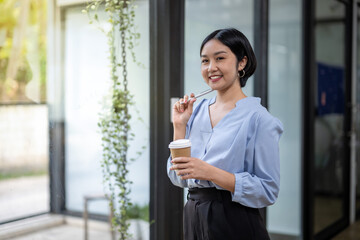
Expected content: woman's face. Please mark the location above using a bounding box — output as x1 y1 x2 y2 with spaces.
200 39 245 91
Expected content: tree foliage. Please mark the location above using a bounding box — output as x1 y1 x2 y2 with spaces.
0 0 47 103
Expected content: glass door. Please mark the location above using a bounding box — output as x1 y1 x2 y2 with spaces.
267 0 303 239
62 2 150 237
313 0 350 238
0 0 49 223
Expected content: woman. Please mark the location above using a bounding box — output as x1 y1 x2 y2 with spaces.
167 28 283 240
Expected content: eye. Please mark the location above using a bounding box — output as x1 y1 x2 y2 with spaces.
201 59 208 64
216 57 224 61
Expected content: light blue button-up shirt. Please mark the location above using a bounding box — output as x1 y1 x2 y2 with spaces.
167 96 283 208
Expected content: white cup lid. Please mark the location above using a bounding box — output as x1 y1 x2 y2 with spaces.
168 139 191 149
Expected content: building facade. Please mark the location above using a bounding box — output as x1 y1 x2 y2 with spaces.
44 0 360 240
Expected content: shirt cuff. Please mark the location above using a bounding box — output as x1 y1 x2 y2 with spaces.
231 172 245 203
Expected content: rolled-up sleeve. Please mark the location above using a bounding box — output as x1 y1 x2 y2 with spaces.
232 116 283 208
166 100 205 189
167 155 188 187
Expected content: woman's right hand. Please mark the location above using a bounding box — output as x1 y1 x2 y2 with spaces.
172 93 196 128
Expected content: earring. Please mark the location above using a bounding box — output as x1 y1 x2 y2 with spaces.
238 69 245 78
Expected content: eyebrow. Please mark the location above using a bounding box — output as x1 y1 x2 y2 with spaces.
201 51 227 58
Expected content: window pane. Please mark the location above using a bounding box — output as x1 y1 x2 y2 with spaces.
268 0 302 238
0 0 47 104
184 0 254 99
314 0 345 234
0 0 49 223
63 1 149 235
64 6 110 214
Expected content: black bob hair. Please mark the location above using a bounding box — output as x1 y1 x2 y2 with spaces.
200 28 257 88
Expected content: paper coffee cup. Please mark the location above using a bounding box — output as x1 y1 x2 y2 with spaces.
168 139 191 159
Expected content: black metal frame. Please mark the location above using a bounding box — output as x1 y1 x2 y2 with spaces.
340 0 352 230
254 0 269 109
253 0 269 224
0 212 48 225
302 0 315 238
49 121 66 213
49 6 66 215
149 0 185 240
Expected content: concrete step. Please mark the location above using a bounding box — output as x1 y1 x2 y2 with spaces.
0 214 64 240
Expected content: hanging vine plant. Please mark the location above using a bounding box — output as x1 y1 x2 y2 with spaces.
83 0 141 239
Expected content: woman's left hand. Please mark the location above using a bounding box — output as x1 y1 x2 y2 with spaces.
170 157 213 180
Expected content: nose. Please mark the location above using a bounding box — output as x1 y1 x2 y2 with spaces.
208 60 218 72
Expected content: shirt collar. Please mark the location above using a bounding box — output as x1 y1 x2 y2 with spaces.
209 96 261 107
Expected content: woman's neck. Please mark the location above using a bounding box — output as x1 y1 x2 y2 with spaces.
215 83 247 106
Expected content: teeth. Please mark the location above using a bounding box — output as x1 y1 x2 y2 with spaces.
209 76 221 79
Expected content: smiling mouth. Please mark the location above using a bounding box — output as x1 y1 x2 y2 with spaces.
209 75 222 82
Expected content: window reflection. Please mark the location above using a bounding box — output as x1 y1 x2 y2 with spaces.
63 1 150 233
314 0 345 234
0 0 49 223
184 0 254 98
268 0 302 238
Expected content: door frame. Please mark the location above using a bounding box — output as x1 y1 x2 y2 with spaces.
302 0 355 239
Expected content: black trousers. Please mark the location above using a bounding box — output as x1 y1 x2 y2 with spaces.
183 188 270 240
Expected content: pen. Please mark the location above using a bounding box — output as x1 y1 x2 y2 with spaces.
180 89 214 104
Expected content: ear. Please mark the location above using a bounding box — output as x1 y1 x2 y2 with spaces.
238 56 248 71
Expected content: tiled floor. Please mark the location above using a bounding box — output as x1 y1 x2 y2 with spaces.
2 214 360 240
9 224 113 240
314 196 342 234
0 214 149 240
